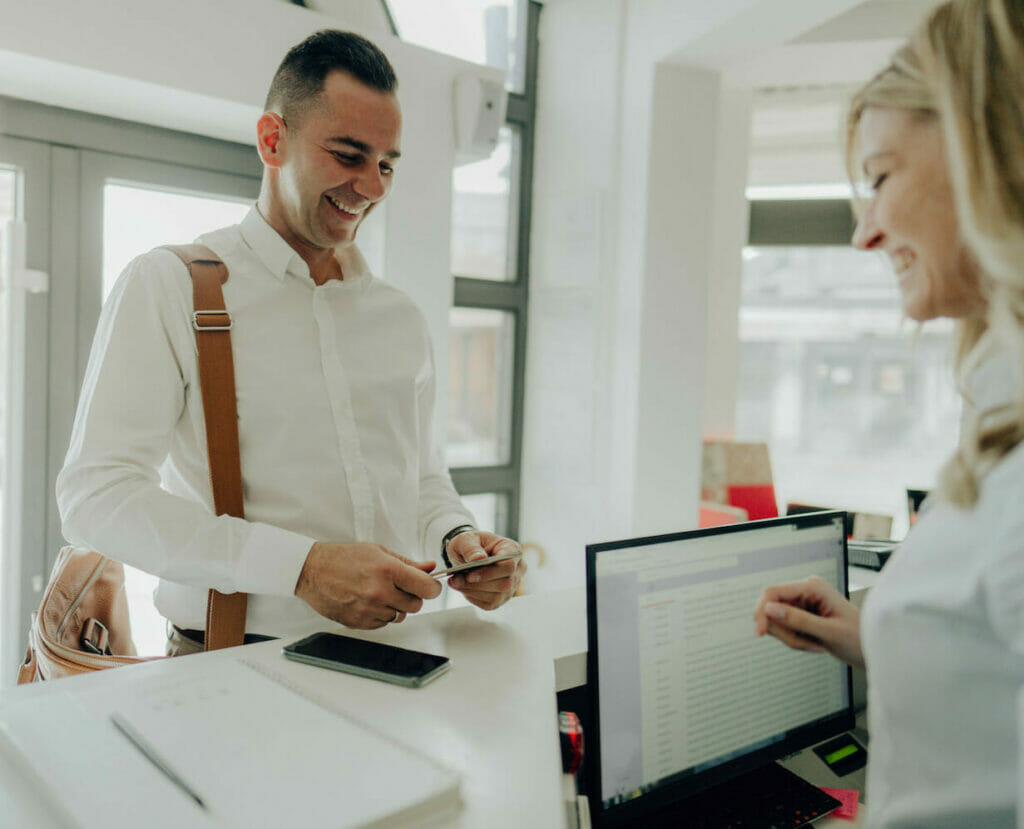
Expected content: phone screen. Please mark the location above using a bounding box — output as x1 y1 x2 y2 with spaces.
282 632 450 686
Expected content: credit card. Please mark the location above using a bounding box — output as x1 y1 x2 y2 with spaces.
431 550 522 579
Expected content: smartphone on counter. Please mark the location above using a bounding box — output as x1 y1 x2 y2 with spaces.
282 632 451 688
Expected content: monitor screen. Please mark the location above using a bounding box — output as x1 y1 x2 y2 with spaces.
585 513 853 826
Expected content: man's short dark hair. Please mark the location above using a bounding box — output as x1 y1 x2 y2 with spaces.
265 30 397 125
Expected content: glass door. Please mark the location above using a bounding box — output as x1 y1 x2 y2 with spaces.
76 151 259 655
0 136 50 686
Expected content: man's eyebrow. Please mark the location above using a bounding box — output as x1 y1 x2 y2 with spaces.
325 136 401 159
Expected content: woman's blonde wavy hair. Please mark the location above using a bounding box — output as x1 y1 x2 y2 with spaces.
845 0 1024 507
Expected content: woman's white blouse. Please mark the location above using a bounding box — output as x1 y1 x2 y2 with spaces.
861 345 1024 826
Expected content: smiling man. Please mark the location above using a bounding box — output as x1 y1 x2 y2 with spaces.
57 31 525 655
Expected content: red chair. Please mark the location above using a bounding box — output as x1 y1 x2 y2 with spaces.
701 441 779 522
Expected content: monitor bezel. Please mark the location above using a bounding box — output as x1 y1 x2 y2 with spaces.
584 511 855 828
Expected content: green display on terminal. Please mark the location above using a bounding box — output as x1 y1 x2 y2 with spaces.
813 734 867 776
824 744 859 765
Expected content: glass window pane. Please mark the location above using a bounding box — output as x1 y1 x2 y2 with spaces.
736 245 959 539
447 307 515 466
387 0 527 92
459 492 508 536
102 183 251 301
451 126 519 281
102 182 253 655
442 491 508 610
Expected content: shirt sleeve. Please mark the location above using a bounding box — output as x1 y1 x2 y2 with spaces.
57 251 313 597
414 332 476 560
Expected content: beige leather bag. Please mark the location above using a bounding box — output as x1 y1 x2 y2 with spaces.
19 548 145 681
18 244 248 683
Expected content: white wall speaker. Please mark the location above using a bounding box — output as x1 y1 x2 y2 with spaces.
453 72 507 164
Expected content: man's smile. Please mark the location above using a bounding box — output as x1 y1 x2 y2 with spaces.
326 194 364 217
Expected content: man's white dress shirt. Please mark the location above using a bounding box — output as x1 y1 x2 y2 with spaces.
57 208 473 635
861 336 1024 826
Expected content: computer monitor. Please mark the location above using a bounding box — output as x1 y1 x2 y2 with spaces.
786 502 854 537
585 512 854 827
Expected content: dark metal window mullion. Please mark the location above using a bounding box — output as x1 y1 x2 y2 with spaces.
450 0 540 537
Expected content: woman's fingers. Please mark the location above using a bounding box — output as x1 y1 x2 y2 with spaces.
765 620 826 653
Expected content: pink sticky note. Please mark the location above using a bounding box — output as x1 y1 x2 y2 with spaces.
820 787 859 820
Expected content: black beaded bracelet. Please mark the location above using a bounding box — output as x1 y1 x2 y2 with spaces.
441 524 476 567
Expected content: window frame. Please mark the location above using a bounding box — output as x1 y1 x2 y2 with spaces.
747 199 855 247
0 97 260 674
741 196 958 537
446 0 540 538
0 135 51 686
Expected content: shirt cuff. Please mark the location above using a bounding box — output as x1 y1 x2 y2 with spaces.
236 522 316 597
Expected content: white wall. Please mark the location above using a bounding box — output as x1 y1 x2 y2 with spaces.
631 63 719 537
0 1 388 145
520 0 866 589
520 0 759 586
519 0 626 590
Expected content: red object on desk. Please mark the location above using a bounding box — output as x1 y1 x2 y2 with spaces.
559 711 583 775
726 484 778 521
820 787 859 820
702 441 779 521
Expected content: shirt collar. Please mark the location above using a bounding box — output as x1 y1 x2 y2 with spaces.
239 207 308 282
334 242 372 287
238 207 373 287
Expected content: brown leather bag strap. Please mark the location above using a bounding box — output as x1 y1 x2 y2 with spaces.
162 244 247 651
18 642 37 684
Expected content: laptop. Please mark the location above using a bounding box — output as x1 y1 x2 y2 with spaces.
786 504 894 570
586 512 854 827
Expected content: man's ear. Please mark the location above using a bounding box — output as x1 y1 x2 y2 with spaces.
256 112 287 168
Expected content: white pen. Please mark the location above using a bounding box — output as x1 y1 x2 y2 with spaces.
110 713 207 810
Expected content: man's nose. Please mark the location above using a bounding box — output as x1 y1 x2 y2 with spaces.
353 167 388 202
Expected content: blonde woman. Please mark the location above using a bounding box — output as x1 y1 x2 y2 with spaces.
753 0 1024 824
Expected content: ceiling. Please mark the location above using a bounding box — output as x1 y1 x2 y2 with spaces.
794 0 942 43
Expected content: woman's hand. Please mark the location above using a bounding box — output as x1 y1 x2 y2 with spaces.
753 576 865 669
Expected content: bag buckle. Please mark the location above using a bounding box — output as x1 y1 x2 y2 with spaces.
192 310 233 331
81 618 112 655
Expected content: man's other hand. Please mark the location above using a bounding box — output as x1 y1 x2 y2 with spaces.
295 542 442 628
446 532 526 611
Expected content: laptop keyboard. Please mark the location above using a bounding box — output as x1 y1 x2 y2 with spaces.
642 762 842 828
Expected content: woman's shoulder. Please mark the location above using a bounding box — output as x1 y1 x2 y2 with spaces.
975 439 1024 556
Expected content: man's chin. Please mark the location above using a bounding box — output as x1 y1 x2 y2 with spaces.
328 221 361 247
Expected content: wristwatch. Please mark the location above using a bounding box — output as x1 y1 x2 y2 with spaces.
441 524 476 567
